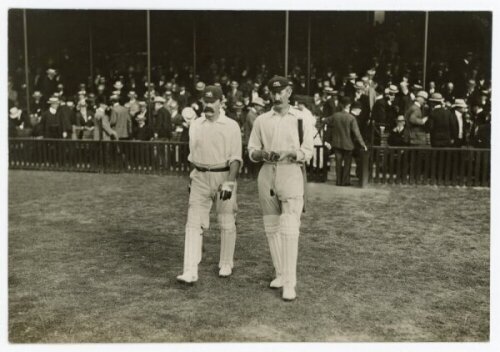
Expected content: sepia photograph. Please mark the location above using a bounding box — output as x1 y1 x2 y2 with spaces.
2 0 497 350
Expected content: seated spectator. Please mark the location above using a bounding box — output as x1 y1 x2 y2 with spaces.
450 99 468 147
31 91 44 116
388 115 409 146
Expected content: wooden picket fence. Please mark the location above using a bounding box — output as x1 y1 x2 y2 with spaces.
8 138 329 182
366 146 490 187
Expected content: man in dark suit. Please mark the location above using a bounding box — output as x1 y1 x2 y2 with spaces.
40 68 58 100
427 93 454 147
153 96 172 140
343 72 358 99
226 80 243 114
405 91 429 146
109 95 132 140
370 85 386 146
322 87 341 118
353 81 371 141
325 96 367 186
40 97 66 139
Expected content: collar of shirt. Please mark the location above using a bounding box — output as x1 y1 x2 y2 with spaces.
270 106 299 118
49 107 57 114
414 101 421 108
200 111 229 124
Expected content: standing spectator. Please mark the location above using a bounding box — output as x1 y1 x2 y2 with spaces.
450 99 468 147
388 115 409 146
472 113 490 149
153 96 172 140
404 91 429 146
40 97 66 139
132 114 153 141
176 84 190 110
465 79 479 106
109 95 132 140
311 92 323 118
190 81 206 117
243 97 265 145
8 107 30 138
93 102 118 141
397 81 413 114
41 68 58 100
178 107 197 143
8 79 18 108
353 81 371 141
428 93 454 147
344 72 358 99
124 91 140 116
31 91 44 116
75 100 94 140
249 82 261 104
228 101 246 127
370 85 386 145
442 82 456 107
385 85 400 129
56 83 67 102
58 100 75 139
322 87 340 118
325 96 367 186
226 80 243 114
95 84 108 105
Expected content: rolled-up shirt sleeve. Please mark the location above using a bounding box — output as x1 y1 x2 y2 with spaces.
228 122 243 166
247 117 263 163
295 117 314 162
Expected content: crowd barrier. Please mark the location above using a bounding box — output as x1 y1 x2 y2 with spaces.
364 146 490 187
8 138 329 182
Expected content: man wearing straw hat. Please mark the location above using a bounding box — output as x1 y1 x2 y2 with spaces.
176 85 242 284
450 99 469 147
404 90 429 146
248 75 314 301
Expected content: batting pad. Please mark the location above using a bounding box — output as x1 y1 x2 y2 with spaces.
218 213 237 269
280 214 300 288
264 215 282 277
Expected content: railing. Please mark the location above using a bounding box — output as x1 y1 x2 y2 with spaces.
8 138 329 182
365 146 490 187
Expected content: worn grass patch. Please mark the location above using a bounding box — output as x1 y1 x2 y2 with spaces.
8 170 489 342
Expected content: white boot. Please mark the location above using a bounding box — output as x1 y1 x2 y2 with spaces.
280 214 299 301
264 215 282 288
218 214 236 277
177 227 202 284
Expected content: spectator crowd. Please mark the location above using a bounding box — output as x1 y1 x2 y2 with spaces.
8 49 491 150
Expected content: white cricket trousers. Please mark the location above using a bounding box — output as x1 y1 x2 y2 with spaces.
180 169 237 278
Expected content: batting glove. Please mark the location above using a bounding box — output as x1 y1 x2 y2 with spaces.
219 181 235 201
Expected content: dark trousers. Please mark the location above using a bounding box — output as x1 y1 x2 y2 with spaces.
334 148 353 186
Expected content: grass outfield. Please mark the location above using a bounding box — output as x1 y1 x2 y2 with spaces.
8 170 490 342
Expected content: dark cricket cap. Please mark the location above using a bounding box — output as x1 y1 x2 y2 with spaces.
202 85 223 103
268 76 293 92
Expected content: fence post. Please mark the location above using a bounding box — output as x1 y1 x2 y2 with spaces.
359 148 370 188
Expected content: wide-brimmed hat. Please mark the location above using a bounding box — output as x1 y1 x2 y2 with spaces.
78 90 86 96
128 91 137 98
195 81 206 91
452 99 468 108
154 96 166 104
46 68 56 75
138 101 147 107
354 81 365 90
47 96 60 104
388 85 398 94
32 91 42 98
9 107 22 119
412 84 423 90
113 81 124 89
416 91 428 100
251 97 265 107
323 87 336 95
348 72 358 80
233 101 244 109
429 92 444 102
367 69 376 76
181 107 197 121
